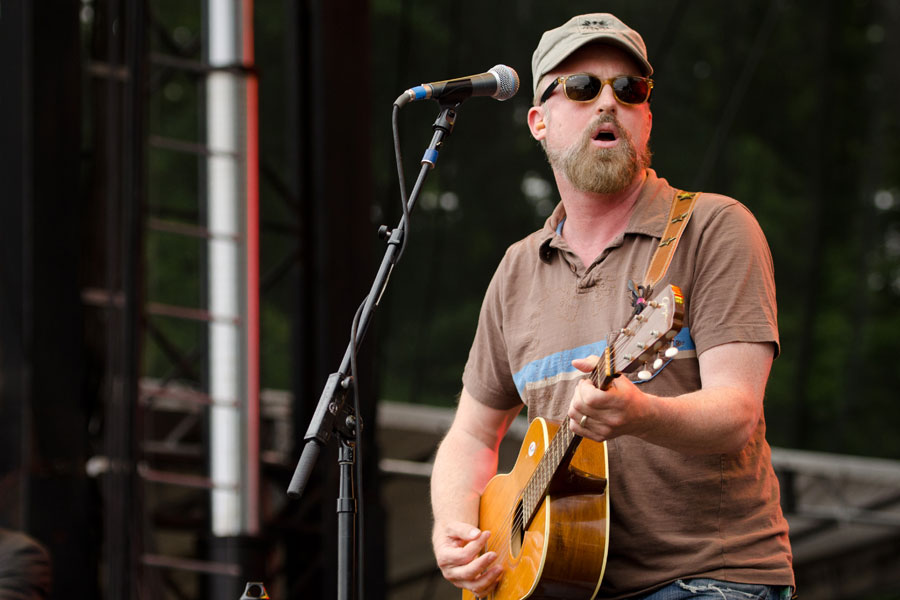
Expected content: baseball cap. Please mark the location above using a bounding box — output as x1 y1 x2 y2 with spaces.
531 13 653 95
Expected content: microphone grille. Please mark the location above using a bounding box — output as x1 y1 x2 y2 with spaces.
489 65 520 101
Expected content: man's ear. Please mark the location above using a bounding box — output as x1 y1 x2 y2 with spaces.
527 106 547 140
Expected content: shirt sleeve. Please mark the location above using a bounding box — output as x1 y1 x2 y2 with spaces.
685 199 779 358
461 251 526 410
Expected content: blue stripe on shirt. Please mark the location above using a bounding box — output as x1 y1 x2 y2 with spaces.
511 327 695 397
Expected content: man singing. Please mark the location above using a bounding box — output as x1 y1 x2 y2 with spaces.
429 13 794 600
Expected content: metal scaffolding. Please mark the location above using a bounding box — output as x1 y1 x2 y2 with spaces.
79 0 261 596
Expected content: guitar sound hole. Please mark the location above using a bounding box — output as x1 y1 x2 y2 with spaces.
510 499 524 557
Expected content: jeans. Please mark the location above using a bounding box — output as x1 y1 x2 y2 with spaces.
636 578 793 600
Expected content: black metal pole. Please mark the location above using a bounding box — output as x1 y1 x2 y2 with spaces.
336 435 357 600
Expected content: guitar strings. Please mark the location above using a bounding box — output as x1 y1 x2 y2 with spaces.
481 417 575 560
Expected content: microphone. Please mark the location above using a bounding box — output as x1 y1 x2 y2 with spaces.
395 64 520 107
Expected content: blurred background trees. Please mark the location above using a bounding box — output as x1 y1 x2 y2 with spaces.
141 0 900 457
361 0 900 458
3 0 900 598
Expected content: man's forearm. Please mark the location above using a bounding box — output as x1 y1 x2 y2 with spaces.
637 385 762 455
637 341 773 455
570 342 773 455
430 426 499 531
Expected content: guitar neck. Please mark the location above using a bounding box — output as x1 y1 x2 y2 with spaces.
517 285 684 530
519 345 616 528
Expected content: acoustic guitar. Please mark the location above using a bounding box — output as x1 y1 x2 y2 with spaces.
463 285 684 600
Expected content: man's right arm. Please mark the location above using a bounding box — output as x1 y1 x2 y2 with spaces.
430 387 522 596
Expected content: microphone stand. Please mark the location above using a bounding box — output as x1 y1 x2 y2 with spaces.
287 102 459 600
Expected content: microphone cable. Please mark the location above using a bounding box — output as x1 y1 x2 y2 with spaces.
392 103 412 260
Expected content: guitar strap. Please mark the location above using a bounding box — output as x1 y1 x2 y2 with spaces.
641 190 701 291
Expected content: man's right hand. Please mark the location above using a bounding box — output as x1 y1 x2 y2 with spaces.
433 520 503 596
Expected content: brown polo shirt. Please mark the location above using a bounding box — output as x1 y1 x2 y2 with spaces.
462 169 793 598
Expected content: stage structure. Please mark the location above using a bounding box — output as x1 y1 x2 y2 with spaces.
132 0 263 597
82 0 379 598
1 2 355 597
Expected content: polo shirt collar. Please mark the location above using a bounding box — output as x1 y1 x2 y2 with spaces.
538 169 674 263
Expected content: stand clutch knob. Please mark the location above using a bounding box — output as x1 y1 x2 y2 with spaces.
241 582 270 599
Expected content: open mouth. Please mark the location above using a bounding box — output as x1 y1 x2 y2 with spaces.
595 130 617 142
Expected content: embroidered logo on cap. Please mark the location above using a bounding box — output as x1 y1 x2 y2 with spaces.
579 18 610 30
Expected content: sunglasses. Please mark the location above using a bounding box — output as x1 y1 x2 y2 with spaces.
539 74 654 105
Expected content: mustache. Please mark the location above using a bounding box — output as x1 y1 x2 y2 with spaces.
584 114 626 142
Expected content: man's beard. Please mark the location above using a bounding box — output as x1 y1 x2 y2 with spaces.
543 115 651 194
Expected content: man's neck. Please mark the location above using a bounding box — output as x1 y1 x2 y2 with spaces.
556 170 646 268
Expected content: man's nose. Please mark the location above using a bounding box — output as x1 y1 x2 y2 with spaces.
594 83 618 113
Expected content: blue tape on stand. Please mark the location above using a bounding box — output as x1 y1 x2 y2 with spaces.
422 149 439 165
411 85 428 100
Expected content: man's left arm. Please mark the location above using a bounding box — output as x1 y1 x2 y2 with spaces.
568 341 774 455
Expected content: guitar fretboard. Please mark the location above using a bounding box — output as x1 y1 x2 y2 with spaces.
519 346 618 526
520 414 580 527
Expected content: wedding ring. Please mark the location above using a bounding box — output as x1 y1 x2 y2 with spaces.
579 414 588 427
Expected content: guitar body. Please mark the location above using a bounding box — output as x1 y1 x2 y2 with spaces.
463 417 610 600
